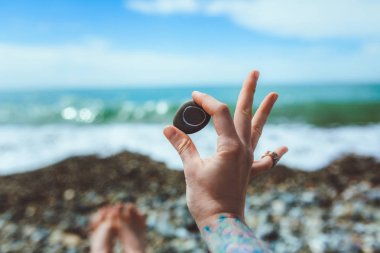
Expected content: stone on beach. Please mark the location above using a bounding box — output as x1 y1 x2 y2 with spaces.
0 152 379 253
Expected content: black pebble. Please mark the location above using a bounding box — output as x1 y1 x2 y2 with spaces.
173 100 211 134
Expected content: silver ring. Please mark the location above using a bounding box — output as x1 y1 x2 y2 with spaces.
261 151 280 168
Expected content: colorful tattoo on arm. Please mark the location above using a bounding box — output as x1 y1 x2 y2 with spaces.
202 214 272 253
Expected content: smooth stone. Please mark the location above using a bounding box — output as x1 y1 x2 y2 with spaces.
173 100 210 134
61 233 81 247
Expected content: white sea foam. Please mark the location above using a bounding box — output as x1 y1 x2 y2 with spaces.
0 123 379 175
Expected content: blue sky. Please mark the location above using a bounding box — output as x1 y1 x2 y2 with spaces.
0 0 379 88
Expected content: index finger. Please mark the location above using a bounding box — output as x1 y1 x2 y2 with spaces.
192 91 238 139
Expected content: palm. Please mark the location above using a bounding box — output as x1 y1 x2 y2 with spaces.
164 70 288 227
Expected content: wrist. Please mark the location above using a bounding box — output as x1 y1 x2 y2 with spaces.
196 212 246 231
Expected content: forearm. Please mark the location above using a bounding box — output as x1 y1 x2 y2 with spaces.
201 214 272 253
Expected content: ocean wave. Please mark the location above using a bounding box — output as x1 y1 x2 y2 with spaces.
0 123 379 175
1 100 380 126
1 85 380 126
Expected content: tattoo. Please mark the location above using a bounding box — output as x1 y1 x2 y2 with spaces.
202 214 272 253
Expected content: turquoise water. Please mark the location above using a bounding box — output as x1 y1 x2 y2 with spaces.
1 84 379 126
1 84 380 174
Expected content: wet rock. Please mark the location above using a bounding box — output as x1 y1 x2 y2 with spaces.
30 227 49 243
271 200 286 216
366 188 380 206
64 189 76 201
25 205 37 217
61 233 81 247
49 229 64 244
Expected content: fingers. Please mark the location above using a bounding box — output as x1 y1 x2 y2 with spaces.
251 92 278 150
234 70 259 146
192 91 238 139
163 125 201 166
250 146 288 180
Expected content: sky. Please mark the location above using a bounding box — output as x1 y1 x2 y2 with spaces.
0 0 379 89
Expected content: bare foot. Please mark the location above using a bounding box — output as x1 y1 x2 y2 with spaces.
116 203 147 253
89 206 119 253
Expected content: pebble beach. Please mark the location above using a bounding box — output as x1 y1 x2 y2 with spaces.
0 152 379 253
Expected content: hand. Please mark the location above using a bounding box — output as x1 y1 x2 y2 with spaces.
163 70 288 228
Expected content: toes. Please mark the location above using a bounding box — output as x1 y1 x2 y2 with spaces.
121 203 134 220
123 204 147 228
90 204 125 233
89 206 108 231
107 205 123 231
92 207 108 223
130 205 146 223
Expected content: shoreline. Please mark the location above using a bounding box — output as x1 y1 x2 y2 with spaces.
0 152 379 252
1 123 380 175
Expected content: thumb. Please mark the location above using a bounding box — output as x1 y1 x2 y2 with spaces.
163 125 200 166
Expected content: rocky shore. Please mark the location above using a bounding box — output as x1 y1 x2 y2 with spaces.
0 152 379 253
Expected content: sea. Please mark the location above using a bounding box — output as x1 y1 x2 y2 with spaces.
1 84 380 175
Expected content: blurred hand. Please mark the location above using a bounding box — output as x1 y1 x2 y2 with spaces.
163 70 288 228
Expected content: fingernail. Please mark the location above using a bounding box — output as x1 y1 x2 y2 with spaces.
254 71 260 80
192 91 203 96
163 126 176 139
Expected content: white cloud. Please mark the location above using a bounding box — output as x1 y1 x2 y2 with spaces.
126 0 380 39
0 40 379 88
0 40 246 88
127 0 199 14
